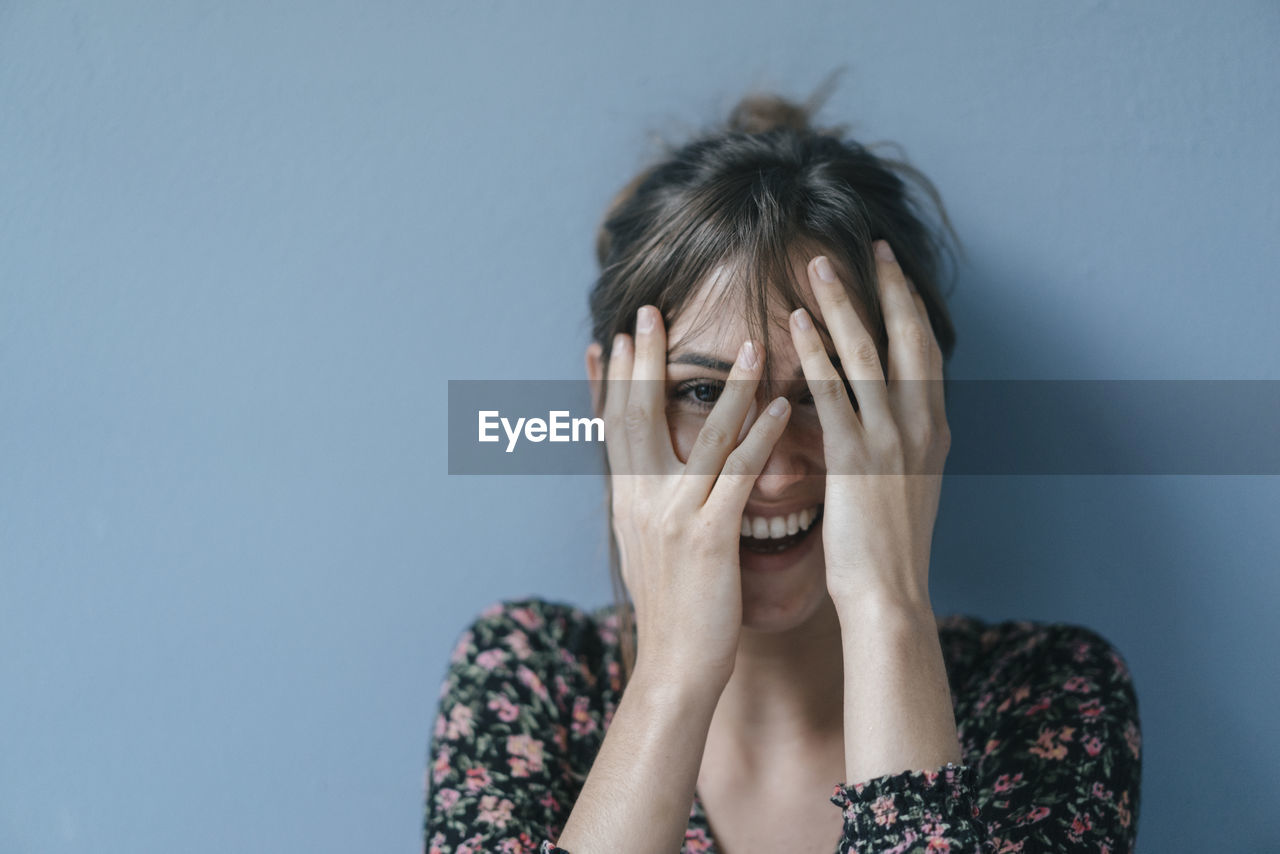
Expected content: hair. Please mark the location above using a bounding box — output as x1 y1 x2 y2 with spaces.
588 75 963 685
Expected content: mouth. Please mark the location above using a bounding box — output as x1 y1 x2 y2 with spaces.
739 504 824 554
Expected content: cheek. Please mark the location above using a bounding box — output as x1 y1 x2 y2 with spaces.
666 410 706 463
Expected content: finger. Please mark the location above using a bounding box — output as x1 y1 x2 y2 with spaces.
873 241 934 430
911 290 948 417
627 305 678 473
602 332 634 476
704 395 792 516
789 306 863 453
677 339 765 502
807 255 893 433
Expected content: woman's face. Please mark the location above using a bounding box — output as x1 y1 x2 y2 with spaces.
590 250 886 633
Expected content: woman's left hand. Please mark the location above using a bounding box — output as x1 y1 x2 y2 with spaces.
789 240 950 615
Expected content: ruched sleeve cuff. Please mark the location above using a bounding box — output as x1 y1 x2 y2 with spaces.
829 762 989 853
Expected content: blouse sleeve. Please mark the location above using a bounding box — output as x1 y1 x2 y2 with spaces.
827 622 1142 853
423 599 586 854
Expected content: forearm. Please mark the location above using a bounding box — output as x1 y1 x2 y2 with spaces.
836 596 963 784
554 663 720 854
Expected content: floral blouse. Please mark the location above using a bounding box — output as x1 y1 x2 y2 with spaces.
423 597 1142 853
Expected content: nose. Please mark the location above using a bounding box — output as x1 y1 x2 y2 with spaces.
744 412 816 499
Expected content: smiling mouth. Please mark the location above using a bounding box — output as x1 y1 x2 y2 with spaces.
739 505 824 554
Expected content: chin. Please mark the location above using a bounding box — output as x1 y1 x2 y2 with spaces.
739 561 830 632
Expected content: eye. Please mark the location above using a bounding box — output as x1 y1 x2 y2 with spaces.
672 379 724 412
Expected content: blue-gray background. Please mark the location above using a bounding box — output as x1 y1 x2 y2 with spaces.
2 1 1277 851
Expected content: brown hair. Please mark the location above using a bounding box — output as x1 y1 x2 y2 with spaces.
589 75 963 685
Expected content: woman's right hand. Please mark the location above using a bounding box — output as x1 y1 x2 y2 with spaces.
603 305 793 692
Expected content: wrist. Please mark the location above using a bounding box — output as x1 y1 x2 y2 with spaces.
832 588 936 632
628 657 729 710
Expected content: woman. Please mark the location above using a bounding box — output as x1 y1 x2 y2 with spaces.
424 87 1142 853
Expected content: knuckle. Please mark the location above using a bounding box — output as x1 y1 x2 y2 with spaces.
850 338 880 366
874 425 905 457
906 420 947 458
935 419 952 451
719 452 753 479
900 322 933 358
903 421 929 450
813 376 846 402
694 421 730 451
657 508 683 538
623 403 649 436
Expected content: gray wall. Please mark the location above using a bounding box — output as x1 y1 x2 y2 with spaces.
2 1 1277 851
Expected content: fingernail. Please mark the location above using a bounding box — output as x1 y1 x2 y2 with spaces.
791 308 812 331
737 340 759 370
611 333 624 356
636 306 654 333
875 241 895 262
767 396 789 417
814 256 837 283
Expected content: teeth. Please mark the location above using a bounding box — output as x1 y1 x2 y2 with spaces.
740 505 822 540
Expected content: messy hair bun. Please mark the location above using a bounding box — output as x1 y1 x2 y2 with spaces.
595 71 853 267
724 70 849 136
726 91 816 134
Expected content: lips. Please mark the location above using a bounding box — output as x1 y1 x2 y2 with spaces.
740 504 824 553
740 504 822 539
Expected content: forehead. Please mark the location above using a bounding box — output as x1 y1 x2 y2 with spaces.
665 251 874 360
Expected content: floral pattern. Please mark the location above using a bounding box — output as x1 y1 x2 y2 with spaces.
423 597 1141 853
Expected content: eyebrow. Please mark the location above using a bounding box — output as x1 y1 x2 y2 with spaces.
668 351 844 379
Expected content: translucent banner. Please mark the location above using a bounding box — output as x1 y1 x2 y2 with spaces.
447 380 1280 475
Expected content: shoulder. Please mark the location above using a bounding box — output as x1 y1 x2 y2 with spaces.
441 596 622 713
448 595 613 661
936 616 1143 843
940 614 1140 757
452 595 592 646
938 613 1135 690
939 613 1139 735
